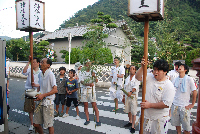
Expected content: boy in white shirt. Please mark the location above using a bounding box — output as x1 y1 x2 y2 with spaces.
171 63 197 134
109 57 125 112
123 65 140 133
135 59 176 133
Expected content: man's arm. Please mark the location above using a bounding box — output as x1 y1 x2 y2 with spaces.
37 86 40 92
70 88 79 93
135 58 146 81
140 100 169 109
81 81 94 87
185 90 197 109
117 74 124 78
23 56 32 73
23 61 30 73
135 66 143 81
36 85 57 101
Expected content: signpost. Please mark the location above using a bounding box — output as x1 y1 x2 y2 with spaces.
68 33 72 70
128 0 164 133
16 0 45 83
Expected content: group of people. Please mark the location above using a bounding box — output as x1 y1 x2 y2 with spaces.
21 56 197 134
109 57 197 134
22 57 101 134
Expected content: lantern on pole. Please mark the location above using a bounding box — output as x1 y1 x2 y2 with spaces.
128 0 164 22
16 0 45 32
16 0 45 84
128 0 164 133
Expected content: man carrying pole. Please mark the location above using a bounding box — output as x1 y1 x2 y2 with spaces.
135 58 176 133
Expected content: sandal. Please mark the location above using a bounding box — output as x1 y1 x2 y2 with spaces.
112 108 119 112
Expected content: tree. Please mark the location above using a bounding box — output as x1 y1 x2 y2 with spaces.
6 38 28 61
35 40 49 59
81 12 117 64
185 48 200 67
65 48 81 64
131 38 157 67
95 48 113 64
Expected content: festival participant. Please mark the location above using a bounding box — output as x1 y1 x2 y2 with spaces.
54 67 67 117
74 62 83 103
135 59 176 133
122 65 140 133
32 58 57 134
167 61 181 117
168 61 182 82
109 57 125 112
79 59 101 126
63 69 80 120
6 58 11 91
171 63 197 134
22 56 41 131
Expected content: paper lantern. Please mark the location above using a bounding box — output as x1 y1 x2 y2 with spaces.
128 0 164 22
16 0 45 32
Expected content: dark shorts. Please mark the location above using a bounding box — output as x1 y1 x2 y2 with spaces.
24 98 35 112
54 94 66 105
66 97 78 107
6 74 10 80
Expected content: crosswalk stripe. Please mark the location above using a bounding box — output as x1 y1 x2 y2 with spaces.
72 105 140 122
55 116 139 134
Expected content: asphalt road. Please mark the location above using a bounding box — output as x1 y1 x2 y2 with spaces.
7 77 197 134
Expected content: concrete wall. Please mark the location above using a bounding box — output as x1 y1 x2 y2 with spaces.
47 37 84 62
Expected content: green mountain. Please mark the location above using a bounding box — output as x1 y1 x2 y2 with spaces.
0 36 12 41
59 0 200 48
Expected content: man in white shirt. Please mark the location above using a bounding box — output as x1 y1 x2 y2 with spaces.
168 61 181 82
6 58 10 91
22 57 41 131
33 58 57 134
79 60 101 126
109 57 125 112
135 59 176 133
123 65 140 133
171 64 197 134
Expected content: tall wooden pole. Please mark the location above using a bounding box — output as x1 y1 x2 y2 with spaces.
29 31 34 84
139 16 149 134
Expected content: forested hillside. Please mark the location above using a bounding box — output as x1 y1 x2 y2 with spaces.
59 0 200 48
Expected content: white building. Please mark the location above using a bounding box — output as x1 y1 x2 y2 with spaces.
34 20 136 65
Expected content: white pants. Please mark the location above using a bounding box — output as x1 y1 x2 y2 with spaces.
143 117 169 134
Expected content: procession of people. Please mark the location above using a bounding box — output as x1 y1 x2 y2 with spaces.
19 56 197 134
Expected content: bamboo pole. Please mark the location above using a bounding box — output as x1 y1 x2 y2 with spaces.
29 31 34 84
139 16 149 134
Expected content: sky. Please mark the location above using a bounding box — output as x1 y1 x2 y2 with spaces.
0 0 99 38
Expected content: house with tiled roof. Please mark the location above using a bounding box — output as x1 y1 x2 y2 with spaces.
34 20 136 65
